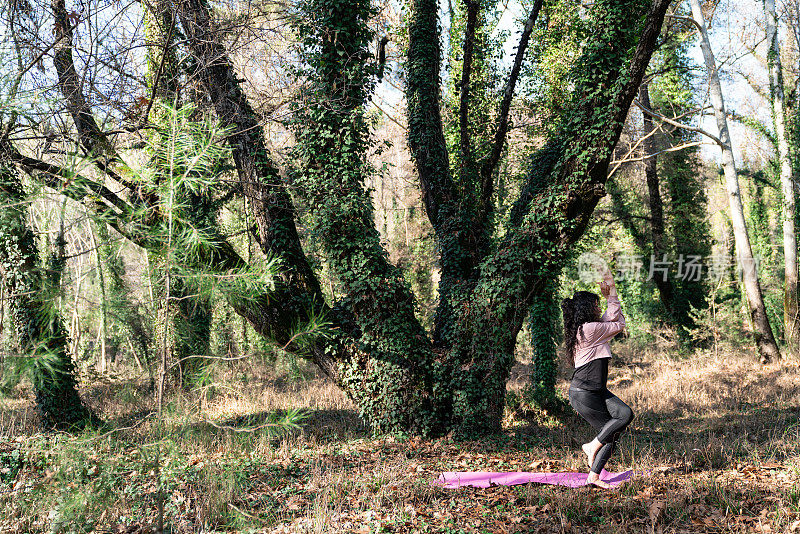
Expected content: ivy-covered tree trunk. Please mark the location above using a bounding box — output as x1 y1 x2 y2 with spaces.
765 0 798 354
170 266 213 386
665 152 712 339
525 277 561 406
94 222 154 385
8 0 671 437
0 165 93 430
286 0 440 433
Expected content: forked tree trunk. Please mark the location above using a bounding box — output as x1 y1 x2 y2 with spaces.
6 0 672 437
689 0 781 363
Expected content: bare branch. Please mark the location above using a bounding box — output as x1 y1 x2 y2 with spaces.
726 109 777 148
608 141 703 176
51 0 138 191
370 101 407 131
633 99 724 147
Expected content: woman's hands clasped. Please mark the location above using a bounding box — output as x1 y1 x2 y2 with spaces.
596 263 615 298
599 280 611 298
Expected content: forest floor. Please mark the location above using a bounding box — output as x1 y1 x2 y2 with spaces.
1 337 799 533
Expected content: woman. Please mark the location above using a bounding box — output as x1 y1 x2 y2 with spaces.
561 267 634 489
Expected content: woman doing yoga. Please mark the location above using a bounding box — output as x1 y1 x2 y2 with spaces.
561 266 634 489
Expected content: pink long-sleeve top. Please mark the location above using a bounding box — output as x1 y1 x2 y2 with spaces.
573 293 626 368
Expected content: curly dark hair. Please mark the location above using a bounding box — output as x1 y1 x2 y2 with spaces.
561 291 601 366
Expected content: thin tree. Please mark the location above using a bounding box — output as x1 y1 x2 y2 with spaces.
688 0 781 363
765 0 798 354
145 0 213 389
639 82 677 322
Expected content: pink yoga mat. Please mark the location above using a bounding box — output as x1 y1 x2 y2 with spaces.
434 469 634 489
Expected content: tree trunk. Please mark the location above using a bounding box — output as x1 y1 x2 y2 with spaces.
639 83 676 321
690 0 781 363
766 0 798 354
0 165 93 430
665 144 712 338
525 276 560 406
89 223 109 373
171 276 212 387
173 0 344 384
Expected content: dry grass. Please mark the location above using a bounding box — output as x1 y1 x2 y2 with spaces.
1 342 799 533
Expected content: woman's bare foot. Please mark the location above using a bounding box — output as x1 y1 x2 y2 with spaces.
586 472 612 489
581 439 601 468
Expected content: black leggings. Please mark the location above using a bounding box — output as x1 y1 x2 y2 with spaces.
569 386 634 474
